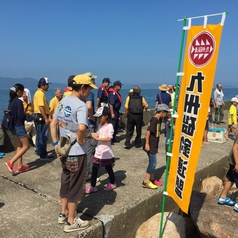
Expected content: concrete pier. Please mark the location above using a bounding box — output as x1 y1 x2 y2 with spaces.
0 110 233 238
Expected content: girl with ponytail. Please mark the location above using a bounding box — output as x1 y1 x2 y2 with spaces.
5 83 30 174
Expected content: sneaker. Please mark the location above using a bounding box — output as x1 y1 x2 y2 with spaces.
234 203 238 212
104 183 117 191
151 179 163 186
5 161 14 173
142 181 158 189
16 165 30 174
58 213 67 224
85 185 98 194
124 145 130 149
64 218 89 233
217 196 236 206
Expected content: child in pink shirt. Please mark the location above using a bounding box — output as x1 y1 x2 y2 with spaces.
86 106 116 193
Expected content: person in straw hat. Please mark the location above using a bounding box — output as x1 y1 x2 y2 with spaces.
155 84 172 136
155 84 171 108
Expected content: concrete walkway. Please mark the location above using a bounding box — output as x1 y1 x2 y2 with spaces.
0 117 234 238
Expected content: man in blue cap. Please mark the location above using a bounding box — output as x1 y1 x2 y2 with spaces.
33 77 53 160
97 78 111 110
108 80 123 143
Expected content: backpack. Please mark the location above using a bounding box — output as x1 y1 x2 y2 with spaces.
1 110 14 131
56 136 77 157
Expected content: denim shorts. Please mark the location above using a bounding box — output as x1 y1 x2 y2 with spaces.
13 125 27 138
146 152 157 174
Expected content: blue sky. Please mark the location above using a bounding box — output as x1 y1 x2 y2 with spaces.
0 1 237 87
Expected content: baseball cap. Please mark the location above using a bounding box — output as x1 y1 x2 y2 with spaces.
73 74 97 89
102 78 111 83
84 72 97 79
38 77 51 86
113 80 123 87
231 97 238 102
155 104 170 112
94 106 110 117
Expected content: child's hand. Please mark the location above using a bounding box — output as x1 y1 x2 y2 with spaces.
234 164 238 173
145 144 150 152
91 133 99 140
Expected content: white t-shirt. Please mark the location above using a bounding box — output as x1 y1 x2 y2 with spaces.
94 123 114 159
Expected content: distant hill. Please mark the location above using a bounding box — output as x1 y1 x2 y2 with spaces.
0 77 67 90
0 77 159 90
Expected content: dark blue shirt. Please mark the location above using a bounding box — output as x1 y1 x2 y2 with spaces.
8 98 25 126
108 91 122 112
155 91 171 106
86 92 95 113
97 87 108 104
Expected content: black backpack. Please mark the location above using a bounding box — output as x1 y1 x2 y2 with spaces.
1 110 14 131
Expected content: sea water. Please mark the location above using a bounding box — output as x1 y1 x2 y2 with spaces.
0 87 238 121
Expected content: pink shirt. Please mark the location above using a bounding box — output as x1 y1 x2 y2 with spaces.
94 123 114 159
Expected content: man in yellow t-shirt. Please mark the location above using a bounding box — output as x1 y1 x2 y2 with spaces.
124 85 148 149
49 88 63 119
228 97 238 136
33 77 52 160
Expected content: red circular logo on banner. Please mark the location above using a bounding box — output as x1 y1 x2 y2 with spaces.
189 31 215 67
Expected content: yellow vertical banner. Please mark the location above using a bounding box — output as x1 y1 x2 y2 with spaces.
167 24 223 213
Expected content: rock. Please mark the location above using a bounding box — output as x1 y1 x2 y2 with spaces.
135 212 186 238
190 191 238 238
201 176 223 197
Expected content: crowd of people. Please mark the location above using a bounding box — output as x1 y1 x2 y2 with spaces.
1 76 238 232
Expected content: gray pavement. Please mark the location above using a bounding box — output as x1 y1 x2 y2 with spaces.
0 112 234 238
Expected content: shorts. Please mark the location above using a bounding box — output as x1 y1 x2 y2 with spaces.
226 163 238 187
92 156 115 166
146 152 157 174
12 125 27 138
60 154 87 202
208 114 214 124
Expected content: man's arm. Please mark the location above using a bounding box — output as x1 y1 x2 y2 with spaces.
50 117 58 143
39 106 50 124
145 130 150 151
124 96 129 114
213 90 218 108
86 101 94 122
76 124 87 144
96 98 101 109
142 97 148 111
109 104 115 119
